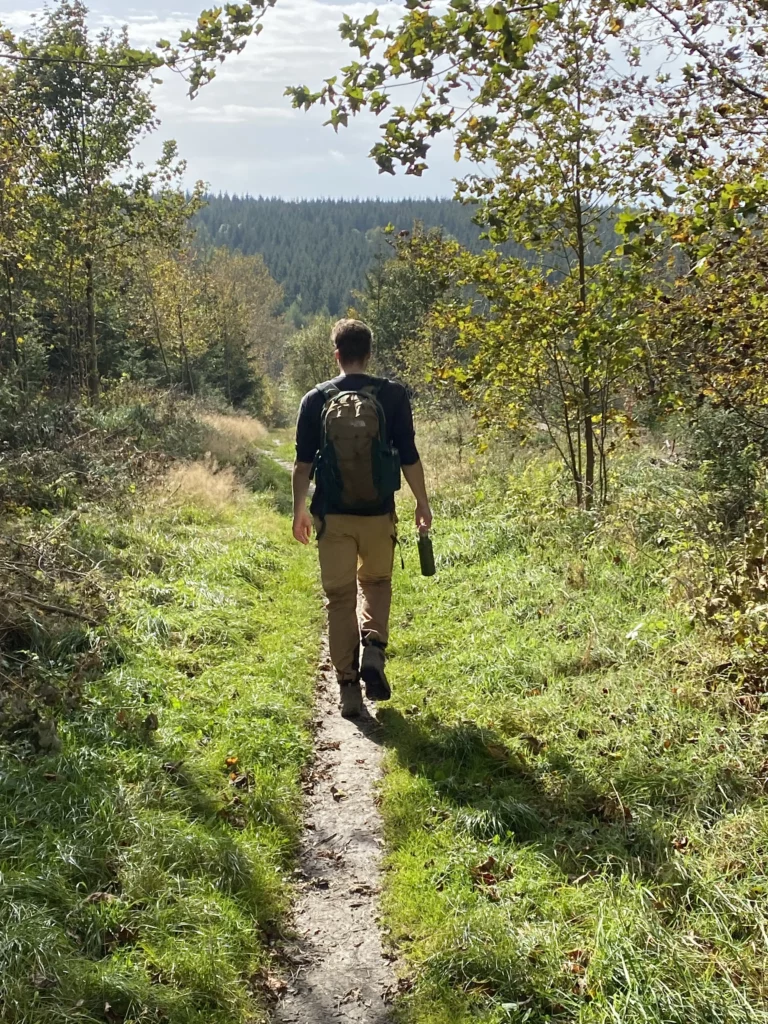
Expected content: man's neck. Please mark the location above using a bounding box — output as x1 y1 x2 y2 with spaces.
338 363 370 376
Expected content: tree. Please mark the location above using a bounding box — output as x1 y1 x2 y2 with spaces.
145 250 213 397
8 1 161 401
199 247 285 403
0 64 37 379
351 224 454 376
284 316 337 398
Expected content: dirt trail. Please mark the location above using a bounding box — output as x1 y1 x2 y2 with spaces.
261 439 294 474
274 648 396 1023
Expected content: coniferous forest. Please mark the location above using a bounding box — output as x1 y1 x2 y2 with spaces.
195 196 498 316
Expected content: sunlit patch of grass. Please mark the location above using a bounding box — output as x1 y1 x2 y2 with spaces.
200 412 268 463
164 453 246 511
0 491 322 1024
383 457 768 1024
239 454 293 515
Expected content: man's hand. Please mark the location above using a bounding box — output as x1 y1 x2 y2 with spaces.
293 509 313 544
292 461 314 544
415 501 433 534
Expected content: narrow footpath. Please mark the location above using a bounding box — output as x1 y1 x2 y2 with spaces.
274 646 396 1023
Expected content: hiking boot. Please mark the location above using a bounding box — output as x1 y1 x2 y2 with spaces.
360 642 391 702
339 678 363 718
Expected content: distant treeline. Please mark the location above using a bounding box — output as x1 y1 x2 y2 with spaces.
194 196 493 317
194 195 620 318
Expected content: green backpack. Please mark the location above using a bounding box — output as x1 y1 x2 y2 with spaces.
313 379 401 515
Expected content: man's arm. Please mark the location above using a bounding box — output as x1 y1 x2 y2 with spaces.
403 460 432 533
391 386 433 533
292 461 314 544
293 391 320 545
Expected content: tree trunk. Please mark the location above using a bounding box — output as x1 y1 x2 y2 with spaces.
225 334 232 406
66 304 74 403
177 306 196 397
85 257 100 403
3 258 18 370
582 375 594 511
573 188 593 510
148 287 172 386
65 258 76 401
573 50 595 511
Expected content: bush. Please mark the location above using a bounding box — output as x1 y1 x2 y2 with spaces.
687 405 768 525
284 316 336 398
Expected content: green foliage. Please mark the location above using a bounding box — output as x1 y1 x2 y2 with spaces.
352 225 456 379
283 315 337 397
0 6 286 412
268 0 768 508
193 195 523 317
381 442 768 1022
282 1 669 508
5 0 162 401
686 407 768 526
0 383 205 515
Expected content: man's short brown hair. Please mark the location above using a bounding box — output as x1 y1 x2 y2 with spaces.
331 318 372 364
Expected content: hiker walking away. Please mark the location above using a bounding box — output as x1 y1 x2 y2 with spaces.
292 318 432 718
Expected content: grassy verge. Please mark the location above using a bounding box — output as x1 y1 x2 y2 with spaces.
382 451 768 1023
1 475 322 1022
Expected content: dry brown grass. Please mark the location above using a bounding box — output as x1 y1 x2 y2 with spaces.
165 454 245 510
200 413 267 463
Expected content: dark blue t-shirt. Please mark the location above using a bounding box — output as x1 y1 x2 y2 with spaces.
295 373 420 516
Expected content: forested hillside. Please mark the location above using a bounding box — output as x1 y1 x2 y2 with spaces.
195 196 620 318
194 196 488 316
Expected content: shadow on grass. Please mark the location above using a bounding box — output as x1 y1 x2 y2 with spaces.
368 706 735 886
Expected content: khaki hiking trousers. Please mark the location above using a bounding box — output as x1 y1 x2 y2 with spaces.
314 513 397 681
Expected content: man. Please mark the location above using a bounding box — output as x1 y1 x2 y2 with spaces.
292 318 432 718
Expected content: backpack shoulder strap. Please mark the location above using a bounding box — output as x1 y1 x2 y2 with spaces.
358 377 389 442
360 376 386 396
316 381 340 403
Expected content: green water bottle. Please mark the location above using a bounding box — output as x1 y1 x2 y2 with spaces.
417 530 436 577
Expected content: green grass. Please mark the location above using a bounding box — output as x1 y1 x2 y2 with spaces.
0 491 322 1023
381 459 768 1023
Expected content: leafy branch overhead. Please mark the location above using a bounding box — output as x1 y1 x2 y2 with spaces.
158 0 278 95
288 0 565 177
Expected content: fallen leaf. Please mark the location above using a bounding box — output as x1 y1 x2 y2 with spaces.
32 973 57 990
84 891 118 904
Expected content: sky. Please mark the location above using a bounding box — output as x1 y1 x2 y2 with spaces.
5 0 460 198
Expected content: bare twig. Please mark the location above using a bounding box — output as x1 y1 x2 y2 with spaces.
6 592 98 626
42 510 80 544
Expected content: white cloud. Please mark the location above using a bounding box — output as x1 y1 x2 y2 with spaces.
3 0 460 198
